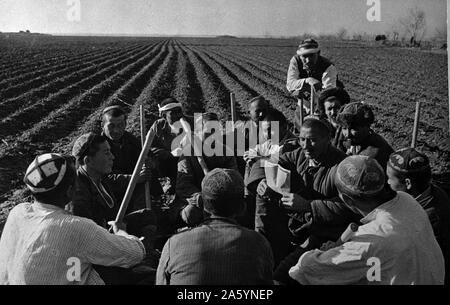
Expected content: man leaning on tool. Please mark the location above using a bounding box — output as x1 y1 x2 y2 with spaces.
286 38 342 130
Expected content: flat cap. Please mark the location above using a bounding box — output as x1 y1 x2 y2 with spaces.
72 132 97 163
335 155 385 196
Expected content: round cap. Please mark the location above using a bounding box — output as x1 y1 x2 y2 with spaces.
335 155 385 196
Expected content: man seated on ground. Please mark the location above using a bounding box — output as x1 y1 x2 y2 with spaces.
148 97 193 193
156 168 274 285
173 112 238 229
336 102 394 169
248 118 359 266
242 108 298 229
233 96 270 174
101 105 163 204
386 147 450 284
0 153 147 285
317 87 350 148
289 155 445 285
68 132 153 231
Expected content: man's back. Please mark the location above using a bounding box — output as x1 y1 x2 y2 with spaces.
291 192 445 285
156 217 273 285
0 202 144 285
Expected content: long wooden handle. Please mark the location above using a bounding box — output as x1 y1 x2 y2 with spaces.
298 98 304 127
230 93 237 125
310 85 315 115
140 105 152 210
411 101 421 148
115 128 156 222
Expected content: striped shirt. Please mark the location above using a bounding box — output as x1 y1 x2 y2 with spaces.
0 202 145 285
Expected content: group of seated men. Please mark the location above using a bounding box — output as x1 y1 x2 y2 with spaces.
0 85 449 284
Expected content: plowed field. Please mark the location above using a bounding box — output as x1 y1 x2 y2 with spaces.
1 35 449 228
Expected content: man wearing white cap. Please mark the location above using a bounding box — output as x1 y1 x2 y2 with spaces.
149 97 193 193
0 154 147 284
286 38 342 131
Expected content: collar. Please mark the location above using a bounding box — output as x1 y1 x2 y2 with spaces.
202 216 238 225
33 201 68 213
360 194 399 224
415 185 432 205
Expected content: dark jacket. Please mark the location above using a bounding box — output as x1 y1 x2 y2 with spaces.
338 130 394 170
103 131 141 175
68 168 129 228
156 217 274 285
417 183 450 283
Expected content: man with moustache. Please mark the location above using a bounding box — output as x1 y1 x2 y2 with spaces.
249 118 359 266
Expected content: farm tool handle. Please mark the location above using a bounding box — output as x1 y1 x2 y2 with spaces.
411 101 422 148
180 118 209 175
140 105 152 210
310 84 315 115
115 128 156 223
230 93 237 129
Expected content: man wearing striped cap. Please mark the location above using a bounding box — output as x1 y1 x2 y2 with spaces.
286 38 343 131
0 153 147 284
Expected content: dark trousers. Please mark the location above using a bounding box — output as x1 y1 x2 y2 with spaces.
255 194 294 268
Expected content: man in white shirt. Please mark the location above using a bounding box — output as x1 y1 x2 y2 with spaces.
0 153 146 285
289 155 445 285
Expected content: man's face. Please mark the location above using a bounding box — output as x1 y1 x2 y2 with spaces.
164 108 182 125
300 52 319 70
103 114 126 141
386 165 407 192
341 125 370 146
324 99 342 127
86 141 114 176
249 101 268 123
299 126 329 160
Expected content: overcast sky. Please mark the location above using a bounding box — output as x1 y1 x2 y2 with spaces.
0 0 447 38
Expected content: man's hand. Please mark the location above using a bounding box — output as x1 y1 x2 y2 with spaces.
137 163 152 184
319 240 339 251
280 193 311 212
243 150 258 163
305 77 320 87
257 179 270 197
108 221 127 234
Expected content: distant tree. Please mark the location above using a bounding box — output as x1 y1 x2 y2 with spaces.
375 34 387 41
337 28 347 40
399 6 426 46
26 30 30 33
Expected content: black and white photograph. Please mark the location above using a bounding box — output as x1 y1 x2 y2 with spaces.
0 0 449 291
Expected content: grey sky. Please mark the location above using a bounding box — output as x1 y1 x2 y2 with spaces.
0 0 446 38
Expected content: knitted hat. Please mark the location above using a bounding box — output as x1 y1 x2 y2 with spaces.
297 38 320 56
335 155 385 196
201 168 244 201
388 148 430 174
336 102 375 128
24 153 72 193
